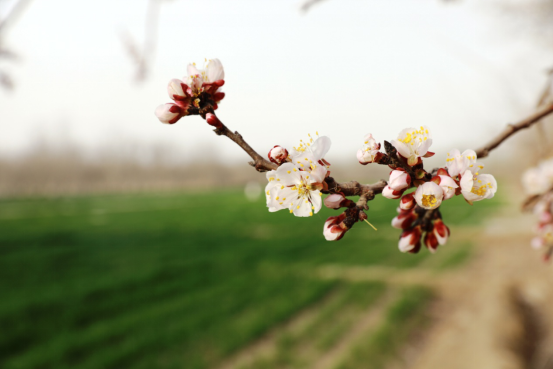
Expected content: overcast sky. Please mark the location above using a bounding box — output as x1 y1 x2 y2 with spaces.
0 0 551 164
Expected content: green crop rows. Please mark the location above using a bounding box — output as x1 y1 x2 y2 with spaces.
0 188 500 368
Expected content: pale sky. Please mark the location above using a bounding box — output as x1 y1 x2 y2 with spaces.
0 0 551 164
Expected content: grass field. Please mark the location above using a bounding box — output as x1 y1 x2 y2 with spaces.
0 187 502 369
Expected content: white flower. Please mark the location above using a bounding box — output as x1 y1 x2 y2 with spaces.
290 134 331 169
206 58 225 82
184 58 225 98
414 182 444 210
183 59 225 104
391 126 432 166
265 163 327 217
437 175 459 200
357 133 381 164
265 170 286 213
445 149 479 178
460 169 497 203
155 103 181 124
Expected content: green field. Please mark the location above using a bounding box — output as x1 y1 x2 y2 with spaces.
0 188 501 369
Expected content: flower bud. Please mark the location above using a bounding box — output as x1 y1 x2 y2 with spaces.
155 103 182 124
398 226 422 253
433 219 450 245
391 210 417 230
205 113 222 128
436 168 449 177
382 185 403 199
323 213 347 241
324 194 347 209
399 193 415 210
388 170 411 191
268 145 289 164
167 79 188 101
424 231 439 253
539 211 553 224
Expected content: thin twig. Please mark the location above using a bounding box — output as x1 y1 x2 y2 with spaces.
213 122 277 172
300 0 328 13
475 103 553 159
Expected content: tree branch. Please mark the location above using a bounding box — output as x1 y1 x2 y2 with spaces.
323 177 387 198
475 103 553 159
213 122 277 172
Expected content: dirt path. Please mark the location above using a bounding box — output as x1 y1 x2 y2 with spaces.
406 211 553 369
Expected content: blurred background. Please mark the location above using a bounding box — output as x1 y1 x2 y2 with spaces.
1 0 553 368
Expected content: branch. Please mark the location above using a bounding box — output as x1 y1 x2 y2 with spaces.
323 177 387 198
475 103 553 159
213 121 277 172
0 0 33 34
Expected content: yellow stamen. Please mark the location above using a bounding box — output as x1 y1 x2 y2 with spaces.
421 194 437 208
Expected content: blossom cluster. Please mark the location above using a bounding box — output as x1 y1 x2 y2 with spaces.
360 127 497 253
522 157 553 195
523 159 553 261
155 59 225 126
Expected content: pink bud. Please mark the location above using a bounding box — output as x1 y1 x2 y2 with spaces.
214 79 225 87
388 170 411 191
436 168 449 177
324 194 348 209
323 213 347 241
391 211 417 230
531 237 545 250
399 226 422 253
399 193 415 210
155 103 181 124
268 145 289 164
433 219 450 246
382 185 403 199
424 231 439 253
167 79 188 101
206 113 222 128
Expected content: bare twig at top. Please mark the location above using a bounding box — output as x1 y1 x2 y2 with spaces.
475 103 553 159
300 0 328 13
